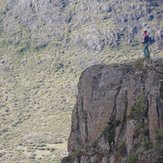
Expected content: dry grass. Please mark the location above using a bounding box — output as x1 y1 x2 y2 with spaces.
0 2 163 160
0 38 163 162
0 0 5 9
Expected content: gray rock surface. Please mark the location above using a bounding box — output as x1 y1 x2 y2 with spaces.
1 0 163 50
65 59 163 163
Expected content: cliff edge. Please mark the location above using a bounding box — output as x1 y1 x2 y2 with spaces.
63 59 163 163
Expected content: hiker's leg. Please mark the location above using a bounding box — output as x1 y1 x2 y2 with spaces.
144 45 148 59
144 44 150 59
147 45 150 58
143 45 147 58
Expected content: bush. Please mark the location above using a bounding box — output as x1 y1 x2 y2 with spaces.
128 94 147 121
117 140 127 156
127 153 138 163
155 129 163 155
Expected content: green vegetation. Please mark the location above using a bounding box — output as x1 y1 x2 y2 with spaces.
128 94 147 121
117 140 127 157
103 120 120 145
128 94 150 149
126 94 152 161
156 129 163 142
127 153 138 163
155 129 163 156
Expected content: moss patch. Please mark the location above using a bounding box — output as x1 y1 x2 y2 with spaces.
103 120 120 145
155 129 163 156
127 153 138 163
117 140 127 157
128 94 147 121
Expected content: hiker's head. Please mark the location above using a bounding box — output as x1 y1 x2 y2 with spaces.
143 30 147 35
143 30 147 34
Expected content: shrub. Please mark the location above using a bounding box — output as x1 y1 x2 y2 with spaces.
117 140 127 156
127 153 138 163
155 129 163 155
128 94 147 121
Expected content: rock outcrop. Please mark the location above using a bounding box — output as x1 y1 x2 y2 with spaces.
63 59 163 163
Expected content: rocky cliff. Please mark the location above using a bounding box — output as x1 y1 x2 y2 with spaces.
64 59 163 163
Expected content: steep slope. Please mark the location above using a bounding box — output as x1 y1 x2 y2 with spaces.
0 0 163 162
1 0 163 50
64 59 163 163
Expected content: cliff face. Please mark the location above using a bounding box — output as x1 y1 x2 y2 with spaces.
64 59 163 163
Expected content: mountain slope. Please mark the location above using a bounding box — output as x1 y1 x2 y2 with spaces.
0 0 163 162
1 0 163 50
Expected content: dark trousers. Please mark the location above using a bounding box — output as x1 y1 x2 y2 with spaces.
143 43 150 59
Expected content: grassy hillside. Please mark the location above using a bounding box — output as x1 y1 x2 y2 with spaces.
0 31 163 162
0 0 163 162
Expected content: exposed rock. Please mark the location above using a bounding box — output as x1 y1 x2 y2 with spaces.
1 0 163 50
65 59 163 163
109 155 115 163
125 120 136 154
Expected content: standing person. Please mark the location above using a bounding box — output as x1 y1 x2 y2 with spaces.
142 30 150 59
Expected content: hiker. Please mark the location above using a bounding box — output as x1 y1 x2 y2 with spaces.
142 30 150 59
